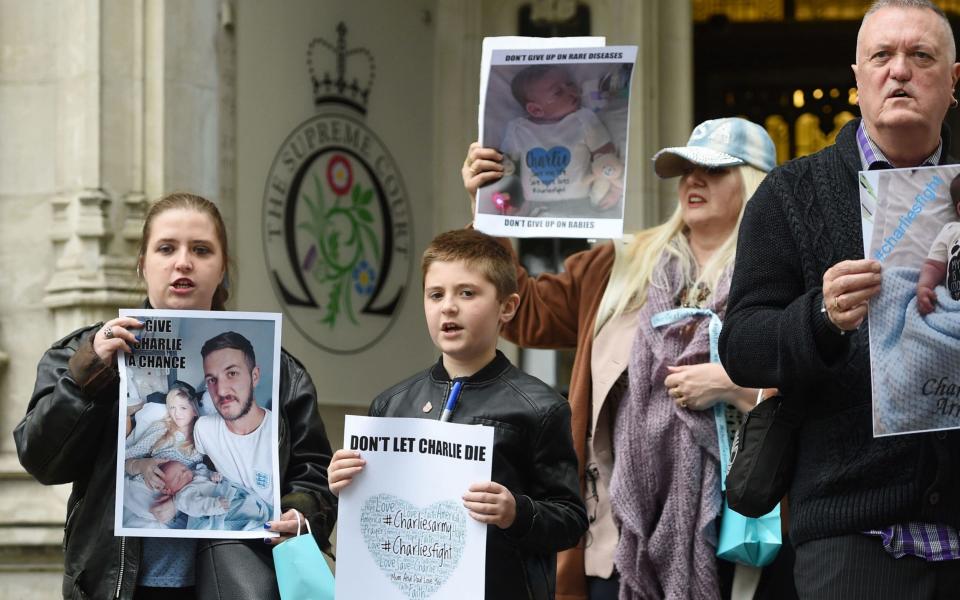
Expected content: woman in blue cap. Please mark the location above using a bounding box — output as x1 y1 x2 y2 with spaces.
463 117 794 599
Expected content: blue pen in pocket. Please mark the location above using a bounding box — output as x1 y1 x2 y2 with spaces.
439 380 463 422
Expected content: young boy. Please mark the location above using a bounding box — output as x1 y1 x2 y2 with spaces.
493 64 623 216
328 229 587 599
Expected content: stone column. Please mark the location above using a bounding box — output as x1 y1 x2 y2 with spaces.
0 0 225 595
431 0 484 232
653 0 694 223
44 0 149 336
602 0 693 231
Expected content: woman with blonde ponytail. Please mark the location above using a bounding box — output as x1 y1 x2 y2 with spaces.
463 117 791 600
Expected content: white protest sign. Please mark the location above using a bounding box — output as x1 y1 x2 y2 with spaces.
335 415 494 600
864 165 960 436
476 44 637 240
115 309 283 539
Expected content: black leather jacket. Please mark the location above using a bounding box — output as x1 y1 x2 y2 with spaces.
13 323 337 599
370 352 587 600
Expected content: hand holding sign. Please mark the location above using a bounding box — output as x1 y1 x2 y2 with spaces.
463 143 506 216
94 317 144 365
328 449 367 496
462 481 516 529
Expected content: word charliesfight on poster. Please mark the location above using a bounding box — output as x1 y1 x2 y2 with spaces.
113 309 283 539
860 165 960 436
336 415 494 600
475 41 637 240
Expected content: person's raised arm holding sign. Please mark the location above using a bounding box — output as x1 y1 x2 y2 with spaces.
462 118 780 599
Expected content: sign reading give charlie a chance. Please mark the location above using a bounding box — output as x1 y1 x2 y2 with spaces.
263 23 413 354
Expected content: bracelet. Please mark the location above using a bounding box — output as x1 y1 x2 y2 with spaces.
820 302 848 336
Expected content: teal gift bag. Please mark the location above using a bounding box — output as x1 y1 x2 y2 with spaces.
651 308 782 569
717 501 781 567
712 369 782 567
273 512 335 600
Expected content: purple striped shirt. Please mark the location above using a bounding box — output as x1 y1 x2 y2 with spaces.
865 523 960 561
856 120 958 561
855 119 943 168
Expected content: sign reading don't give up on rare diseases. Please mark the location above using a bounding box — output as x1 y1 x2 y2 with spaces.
335 416 494 600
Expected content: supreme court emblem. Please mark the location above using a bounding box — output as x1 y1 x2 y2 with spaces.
262 23 412 354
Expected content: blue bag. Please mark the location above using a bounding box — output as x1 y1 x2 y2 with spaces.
273 512 335 600
714 390 782 567
651 308 782 568
716 500 781 567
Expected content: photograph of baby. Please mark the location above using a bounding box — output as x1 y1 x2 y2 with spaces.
862 165 960 436
114 309 282 538
476 46 636 239
916 174 960 314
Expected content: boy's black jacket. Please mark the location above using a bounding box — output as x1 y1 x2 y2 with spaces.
370 351 588 600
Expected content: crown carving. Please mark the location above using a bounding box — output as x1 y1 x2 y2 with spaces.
307 22 376 114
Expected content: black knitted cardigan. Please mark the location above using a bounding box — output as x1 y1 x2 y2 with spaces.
719 118 960 546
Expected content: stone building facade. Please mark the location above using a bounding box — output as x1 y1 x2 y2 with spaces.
0 1 690 596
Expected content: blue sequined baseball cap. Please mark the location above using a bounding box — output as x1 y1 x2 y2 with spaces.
652 117 777 178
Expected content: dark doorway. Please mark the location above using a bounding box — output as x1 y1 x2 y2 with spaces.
695 9 960 163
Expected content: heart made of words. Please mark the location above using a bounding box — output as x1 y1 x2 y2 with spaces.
360 493 466 599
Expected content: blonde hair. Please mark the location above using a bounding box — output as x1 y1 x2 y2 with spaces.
595 165 767 333
150 387 199 456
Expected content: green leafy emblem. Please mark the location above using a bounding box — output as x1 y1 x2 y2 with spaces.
298 155 381 327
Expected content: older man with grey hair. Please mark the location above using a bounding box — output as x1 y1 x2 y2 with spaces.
720 0 960 596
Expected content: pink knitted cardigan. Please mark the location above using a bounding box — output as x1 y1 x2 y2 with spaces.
610 259 731 600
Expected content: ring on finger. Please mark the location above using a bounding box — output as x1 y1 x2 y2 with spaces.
680 398 688 408
834 295 842 311
103 326 115 340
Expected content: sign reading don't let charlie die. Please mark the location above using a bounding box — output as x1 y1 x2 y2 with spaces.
263 23 412 354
